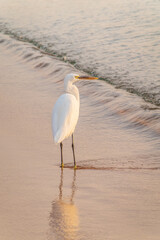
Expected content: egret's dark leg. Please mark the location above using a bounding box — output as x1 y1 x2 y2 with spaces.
72 134 76 169
60 142 64 168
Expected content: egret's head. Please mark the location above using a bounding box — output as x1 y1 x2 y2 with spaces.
64 73 80 85
64 73 98 86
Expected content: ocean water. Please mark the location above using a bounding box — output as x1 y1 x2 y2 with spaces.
0 0 160 161
0 38 160 240
0 1 160 239
0 0 160 105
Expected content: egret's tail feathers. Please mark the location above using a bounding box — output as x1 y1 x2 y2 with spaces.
54 129 66 144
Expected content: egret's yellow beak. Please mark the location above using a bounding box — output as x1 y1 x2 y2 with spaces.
77 76 98 80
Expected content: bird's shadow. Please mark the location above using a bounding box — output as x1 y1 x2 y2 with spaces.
62 158 160 171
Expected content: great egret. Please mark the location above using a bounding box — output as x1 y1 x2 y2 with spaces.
52 73 98 169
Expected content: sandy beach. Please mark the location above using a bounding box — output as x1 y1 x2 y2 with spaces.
0 35 160 240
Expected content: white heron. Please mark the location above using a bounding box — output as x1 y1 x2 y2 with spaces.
52 73 98 169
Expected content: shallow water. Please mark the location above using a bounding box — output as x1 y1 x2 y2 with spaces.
0 0 160 105
0 1 160 238
0 33 160 240
0 33 160 164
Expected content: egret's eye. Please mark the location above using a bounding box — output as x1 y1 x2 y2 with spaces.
75 75 79 79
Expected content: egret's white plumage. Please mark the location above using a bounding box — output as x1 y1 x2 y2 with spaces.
52 73 80 144
52 93 79 143
52 73 98 168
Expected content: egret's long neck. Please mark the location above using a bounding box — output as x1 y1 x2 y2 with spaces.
65 81 80 104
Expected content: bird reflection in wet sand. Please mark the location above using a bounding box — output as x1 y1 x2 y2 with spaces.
48 169 79 240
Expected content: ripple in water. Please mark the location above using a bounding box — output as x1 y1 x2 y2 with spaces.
0 32 160 167
0 0 160 105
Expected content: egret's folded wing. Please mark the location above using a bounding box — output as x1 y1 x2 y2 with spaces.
52 94 79 143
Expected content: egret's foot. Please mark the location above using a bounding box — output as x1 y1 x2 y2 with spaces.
60 163 64 168
74 165 77 170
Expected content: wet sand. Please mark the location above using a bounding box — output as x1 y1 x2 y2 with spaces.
0 40 160 240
